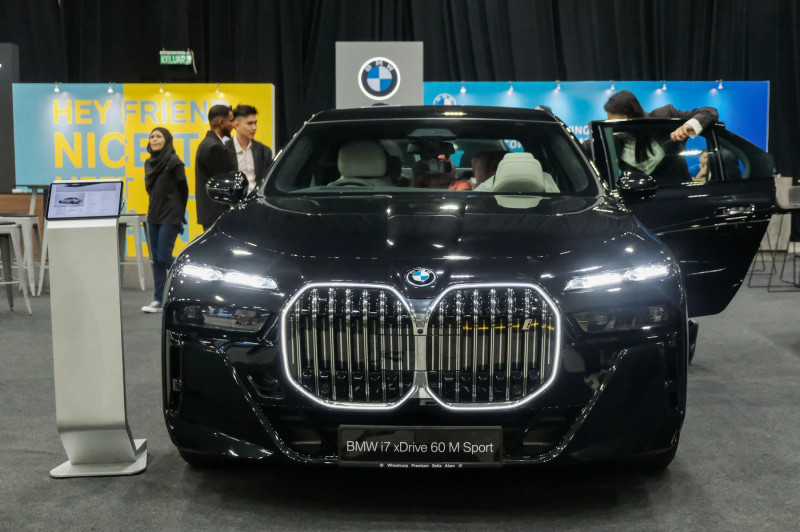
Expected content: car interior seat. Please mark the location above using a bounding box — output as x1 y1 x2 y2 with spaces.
491 152 547 193
496 152 559 192
329 140 391 186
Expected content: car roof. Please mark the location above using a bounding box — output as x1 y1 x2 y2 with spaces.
307 105 560 123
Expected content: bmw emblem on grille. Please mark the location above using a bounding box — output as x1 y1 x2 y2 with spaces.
359 57 400 100
406 267 436 287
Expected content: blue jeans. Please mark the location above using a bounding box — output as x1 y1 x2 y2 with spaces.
148 223 181 302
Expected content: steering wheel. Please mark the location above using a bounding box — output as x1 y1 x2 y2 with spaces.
327 177 376 187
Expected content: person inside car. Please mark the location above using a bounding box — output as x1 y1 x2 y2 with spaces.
471 150 506 190
411 156 470 190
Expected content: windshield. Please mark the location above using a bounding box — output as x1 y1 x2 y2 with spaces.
265 118 599 197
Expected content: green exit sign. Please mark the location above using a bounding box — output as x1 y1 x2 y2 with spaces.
160 50 193 66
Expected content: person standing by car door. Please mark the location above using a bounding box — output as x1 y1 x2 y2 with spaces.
226 104 273 194
141 127 188 314
603 90 718 180
604 90 718 140
195 104 235 231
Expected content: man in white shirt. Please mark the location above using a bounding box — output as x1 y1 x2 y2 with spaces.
227 104 273 194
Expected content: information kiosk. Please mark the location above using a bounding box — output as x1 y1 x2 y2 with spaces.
47 180 147 477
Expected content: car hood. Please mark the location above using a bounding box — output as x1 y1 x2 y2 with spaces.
215 194 637 258
178 194 670 301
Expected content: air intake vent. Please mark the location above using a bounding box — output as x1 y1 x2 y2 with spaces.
285 285 415 405
426 286 558 405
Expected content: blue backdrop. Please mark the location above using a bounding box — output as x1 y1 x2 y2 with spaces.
424 81 769 150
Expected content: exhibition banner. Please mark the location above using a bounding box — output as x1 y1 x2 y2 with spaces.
12 83 275 253
424 81 769 150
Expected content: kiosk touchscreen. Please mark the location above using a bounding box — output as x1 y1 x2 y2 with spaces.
46 180 124 220
47 179 147 477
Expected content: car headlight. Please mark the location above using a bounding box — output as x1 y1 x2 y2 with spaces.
572 305 671 333
564 263 671 291
174 303 271 332
178 262 278 291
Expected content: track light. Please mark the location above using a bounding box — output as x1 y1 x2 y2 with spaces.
107 82 114 94
460 82 466 94
508 81 514 93
54 82 60 93
556 80 561 91
610 80 615 91
661 81 667 91
717 79 723 90
159 82 165 94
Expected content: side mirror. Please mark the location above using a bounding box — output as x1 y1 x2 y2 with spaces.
207 172 247 204
618 170 658 201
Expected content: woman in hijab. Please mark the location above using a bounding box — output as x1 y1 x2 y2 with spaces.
141 127 188 313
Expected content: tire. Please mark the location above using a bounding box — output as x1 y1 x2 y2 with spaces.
688 319 699 364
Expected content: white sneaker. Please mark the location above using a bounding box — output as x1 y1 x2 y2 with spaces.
142 300 163 313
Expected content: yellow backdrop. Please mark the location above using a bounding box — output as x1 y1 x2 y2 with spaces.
121 83 274 254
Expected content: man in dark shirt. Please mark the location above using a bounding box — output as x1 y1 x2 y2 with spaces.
194 104 235 230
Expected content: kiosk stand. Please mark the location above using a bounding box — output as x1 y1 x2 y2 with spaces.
47 180 147 478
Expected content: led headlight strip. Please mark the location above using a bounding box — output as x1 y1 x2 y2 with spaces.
179 263 278 291
564 263 671 291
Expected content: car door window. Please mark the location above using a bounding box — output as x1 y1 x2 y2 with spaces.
598 121 714 187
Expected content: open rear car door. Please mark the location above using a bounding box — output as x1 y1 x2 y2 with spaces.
589 118 775 317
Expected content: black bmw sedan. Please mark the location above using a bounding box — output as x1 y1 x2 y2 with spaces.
162 106 773 469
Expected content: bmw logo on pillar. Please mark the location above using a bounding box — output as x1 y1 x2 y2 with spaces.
359 57 401 100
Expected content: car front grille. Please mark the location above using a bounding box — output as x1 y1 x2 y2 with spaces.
285 285 415 404
426 287 557 405
282 283 560 409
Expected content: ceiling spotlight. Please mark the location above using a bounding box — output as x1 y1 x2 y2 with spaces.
556 80 561 91
107 82 114 94
610 80 615 92
159 82 165 94
54 82 60 93
661 81 667 91
717 79 723 90
508 81 514 93
460 82 466 94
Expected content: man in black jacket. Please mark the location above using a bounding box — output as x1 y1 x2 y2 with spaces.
194 104 234 230
226 104 273 194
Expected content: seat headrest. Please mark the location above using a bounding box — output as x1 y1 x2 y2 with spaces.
338 140 387 178
492 152 545 193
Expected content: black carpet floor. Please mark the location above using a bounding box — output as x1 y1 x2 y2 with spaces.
1 274 798 530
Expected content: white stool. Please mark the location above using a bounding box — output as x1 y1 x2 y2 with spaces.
0 221 32 314
0 214 41 295
118 214 151 292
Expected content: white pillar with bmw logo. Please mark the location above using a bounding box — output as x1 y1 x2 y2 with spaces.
335 41 423 108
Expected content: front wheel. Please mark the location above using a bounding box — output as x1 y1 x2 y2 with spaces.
688 319 699 363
